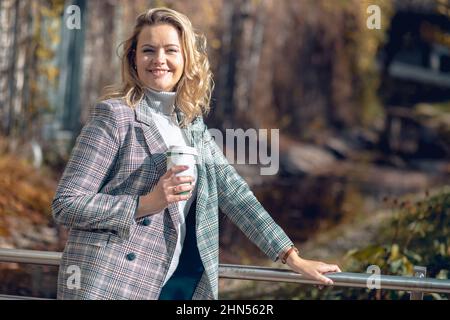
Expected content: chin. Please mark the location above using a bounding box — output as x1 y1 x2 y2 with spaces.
154 85 174 92
151 86 169 92
145 81 167 91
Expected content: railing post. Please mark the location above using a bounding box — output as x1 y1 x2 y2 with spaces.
410 266 426 300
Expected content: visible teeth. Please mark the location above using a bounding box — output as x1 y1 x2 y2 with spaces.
151 70 168 76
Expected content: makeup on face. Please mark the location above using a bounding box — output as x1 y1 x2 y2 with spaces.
135 24 184 92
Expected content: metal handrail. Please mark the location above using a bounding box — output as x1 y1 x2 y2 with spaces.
0 248 62 266
1 248 450 299
219 264 450 294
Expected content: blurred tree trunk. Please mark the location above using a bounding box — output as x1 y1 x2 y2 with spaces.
57 0 86 137
213 0 234 129
0 0 34 146
0 0 20 138
0 0 65 152
213 0 268 130
80 0 117 124
233 0 267 129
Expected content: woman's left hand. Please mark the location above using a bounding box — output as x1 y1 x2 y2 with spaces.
286 253 341 286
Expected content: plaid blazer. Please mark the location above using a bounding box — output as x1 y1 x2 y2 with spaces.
52 97 293 300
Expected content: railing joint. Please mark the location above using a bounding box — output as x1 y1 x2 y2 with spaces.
410 265 427 300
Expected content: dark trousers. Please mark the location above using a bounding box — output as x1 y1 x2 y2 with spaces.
159 198 204 300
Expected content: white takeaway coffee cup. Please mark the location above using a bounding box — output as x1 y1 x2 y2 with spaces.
166 145 198 195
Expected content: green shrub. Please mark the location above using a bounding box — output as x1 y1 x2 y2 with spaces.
288 188 450 300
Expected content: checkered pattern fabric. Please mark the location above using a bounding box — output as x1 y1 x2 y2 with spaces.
52 97 293 300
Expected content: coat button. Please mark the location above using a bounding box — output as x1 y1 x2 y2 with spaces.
143 217 151 226
126 253 136 261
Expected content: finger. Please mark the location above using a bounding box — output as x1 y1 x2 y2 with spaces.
167 194 191 203
329 264 341 273
171 175 195 185
171 184 193 194
164 165 189 178
318 264 341 274
316 273 333 286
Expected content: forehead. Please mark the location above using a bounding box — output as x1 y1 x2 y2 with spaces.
137 23 181 46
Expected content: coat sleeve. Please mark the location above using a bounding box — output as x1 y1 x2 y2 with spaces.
52 101 138 240
202 125 293 261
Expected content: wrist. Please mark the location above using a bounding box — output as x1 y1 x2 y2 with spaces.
286 250 303 266
136 192 165 218
281 246 300 264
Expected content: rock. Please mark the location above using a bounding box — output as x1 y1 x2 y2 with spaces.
281 143 336 175
324 136 352 159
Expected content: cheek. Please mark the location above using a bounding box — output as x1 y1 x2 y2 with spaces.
137 55 149 66
136 56 148 80
174 58 184 75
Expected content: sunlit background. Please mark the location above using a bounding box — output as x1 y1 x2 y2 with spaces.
0 0 449 299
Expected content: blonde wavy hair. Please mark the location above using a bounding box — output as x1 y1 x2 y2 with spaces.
100 8 213 126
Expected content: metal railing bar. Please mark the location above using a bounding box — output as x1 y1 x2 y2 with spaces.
0 248 61 266
1 248 450 296
219 264 450 294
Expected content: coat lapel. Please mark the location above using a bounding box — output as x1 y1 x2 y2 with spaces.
134 98 168 175
135 98 183 227
176 111 209 224
183 115 208 224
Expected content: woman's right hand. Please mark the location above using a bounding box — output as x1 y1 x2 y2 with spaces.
136 165 195 218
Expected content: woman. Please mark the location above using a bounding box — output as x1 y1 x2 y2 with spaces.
52 7 341 300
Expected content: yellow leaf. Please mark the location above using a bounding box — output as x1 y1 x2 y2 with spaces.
389 244 399 261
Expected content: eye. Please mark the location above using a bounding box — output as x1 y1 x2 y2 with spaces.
167 48 179 53
143 48 154 53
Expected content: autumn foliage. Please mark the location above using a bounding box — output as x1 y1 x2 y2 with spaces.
0 143 56 240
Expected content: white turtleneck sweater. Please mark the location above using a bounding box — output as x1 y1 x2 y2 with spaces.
144 87 198 286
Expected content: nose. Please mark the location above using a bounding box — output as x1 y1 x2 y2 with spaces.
153 49 166 65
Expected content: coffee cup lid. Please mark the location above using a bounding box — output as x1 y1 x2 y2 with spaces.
167 145 198 156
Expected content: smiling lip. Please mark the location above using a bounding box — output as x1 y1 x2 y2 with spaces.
148 69 171 77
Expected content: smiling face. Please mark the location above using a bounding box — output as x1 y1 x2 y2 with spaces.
135 24 184 92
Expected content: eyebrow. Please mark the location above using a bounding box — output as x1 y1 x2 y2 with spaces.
140 44 180 48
